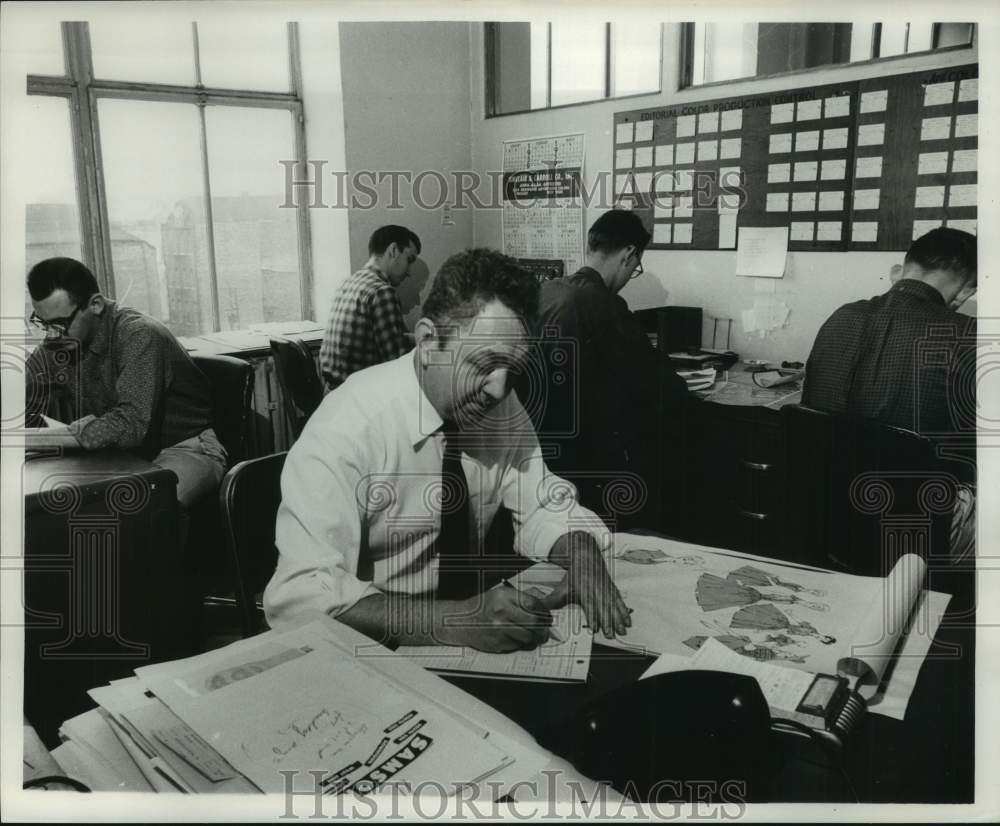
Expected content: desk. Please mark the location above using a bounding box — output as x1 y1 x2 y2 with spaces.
23 452 185 747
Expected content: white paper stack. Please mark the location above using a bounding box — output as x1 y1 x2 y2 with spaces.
677 367 717 391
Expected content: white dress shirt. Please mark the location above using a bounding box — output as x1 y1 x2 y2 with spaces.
263 351 610 627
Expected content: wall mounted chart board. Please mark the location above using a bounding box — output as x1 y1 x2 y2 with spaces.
612 64 977 252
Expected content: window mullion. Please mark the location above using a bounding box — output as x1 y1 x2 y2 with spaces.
196 99 222 332
288 23 314 321
605 22 613 98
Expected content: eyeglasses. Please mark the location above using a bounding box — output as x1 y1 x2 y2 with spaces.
629 254 645 279
29 304 82 336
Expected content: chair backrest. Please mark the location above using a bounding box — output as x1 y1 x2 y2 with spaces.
780 404 956 576
191 353 254 468
219 451 288 637
269 337 324 441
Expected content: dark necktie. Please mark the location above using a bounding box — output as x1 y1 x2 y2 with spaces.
435 423 479 599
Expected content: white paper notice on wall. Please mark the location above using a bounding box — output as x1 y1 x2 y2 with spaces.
948 218 977 235
958 78 978 102
633 172 652 194
654 202 672 220
615 148 633 168
793 161 818 182
825 96 850 118
854 189 881 211
653 223 672 244
858 123 885 146
698 140 718 162
635 121 654 142
769 133 792 154
923 81 955 107
675 143 696 164
768 163 791 184
797 100 822 121
717 192 741 213
821 159 847 180
790 222 814 242
721 109 743 131
816 221 842 242
954 114 978 138
818 191 845 212
719 167 741 188
698 111 719 134
852 222 878 243
823 128 848 150
795 131 820 152
948 184 977 208
674 196 693 218
791 191 817 212
674 169 694 191
770 103 794 124
767 192 789 212
720 138 742 159
921 117 951 141
654 170 675 192
674 223 693 244
918 152 949 176
855 156 883 179
915 186 945 208
634 146 653 168
736 226 788 278
616 122 634 144
676 115 696 137
860 90 888 113
951 149 977 173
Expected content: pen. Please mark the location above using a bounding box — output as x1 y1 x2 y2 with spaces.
500 579 564 643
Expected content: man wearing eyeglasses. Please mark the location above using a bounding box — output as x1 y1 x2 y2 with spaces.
532 209 687 531
24 257 226 510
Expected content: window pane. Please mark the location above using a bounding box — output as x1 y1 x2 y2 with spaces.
530 22 548 109
550 23 605 106
612 23 661 97
197 21 289 92
907 22 934 53
703 23 758 83
24 96 81 323
98 99 209 337
879 24 908 58
850 23 874 62
936 23 974 48
205 107 301 330
90 20 195 85
7 16 64 76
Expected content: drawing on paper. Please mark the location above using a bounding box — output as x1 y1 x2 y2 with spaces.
616 547 705 567
682 633 807 663
730 603 836 644
204 646 310 691
695 572 828 612
726 565 827 596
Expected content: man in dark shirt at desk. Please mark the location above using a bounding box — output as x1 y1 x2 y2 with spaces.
802 227 977 436
534 209 687 530
24 257 225 509
802 227 977 556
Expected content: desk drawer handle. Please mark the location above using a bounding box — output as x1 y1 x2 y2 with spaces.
737 508 769 521
741 460 773 471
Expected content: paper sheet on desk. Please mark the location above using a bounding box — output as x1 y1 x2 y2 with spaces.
512 534 949 719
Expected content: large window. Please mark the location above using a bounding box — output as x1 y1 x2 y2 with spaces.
682 22 976 88
26 22 312 337
485 22 662 117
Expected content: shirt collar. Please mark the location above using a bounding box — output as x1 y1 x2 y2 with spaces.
396 350 444 448
891 279 947 307
574 266 610 292
85 299 117 356
364 261 391 284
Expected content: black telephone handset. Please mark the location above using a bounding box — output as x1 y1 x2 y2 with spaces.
536 670 773 802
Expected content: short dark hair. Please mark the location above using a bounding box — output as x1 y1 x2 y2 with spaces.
27 257 100 305
905 227 977 286
587 209 651 255
422 248 539 329
368 225 421 257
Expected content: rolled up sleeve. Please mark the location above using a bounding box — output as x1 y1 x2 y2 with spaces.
263 425 379 628
499 401 612 562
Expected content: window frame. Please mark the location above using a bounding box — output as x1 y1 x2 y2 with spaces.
484 21 663 118
26 21 314 330
678 22 976 92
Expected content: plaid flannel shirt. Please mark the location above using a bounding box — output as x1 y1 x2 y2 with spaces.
319 263 409 389
802 279 977 437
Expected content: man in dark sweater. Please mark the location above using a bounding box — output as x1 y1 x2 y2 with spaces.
533 210 687 531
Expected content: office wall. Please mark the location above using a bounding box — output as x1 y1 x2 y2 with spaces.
469 24 978 363
339 22 475 327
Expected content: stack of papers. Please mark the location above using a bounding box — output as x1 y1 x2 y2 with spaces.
677 368 717 391
51 619 546 795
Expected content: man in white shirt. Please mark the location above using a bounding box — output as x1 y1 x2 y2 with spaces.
265 248 631 652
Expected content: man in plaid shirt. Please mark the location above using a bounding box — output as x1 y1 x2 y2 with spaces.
320 225 421 391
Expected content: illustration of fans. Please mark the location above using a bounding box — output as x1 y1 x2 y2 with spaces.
614 547 705 566
695 572 829 612
730 603 836 644
725 565 827 597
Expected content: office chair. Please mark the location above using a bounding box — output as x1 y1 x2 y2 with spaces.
190 353 254 467
218 452 288 638
780 405 958 576
269 337 324 442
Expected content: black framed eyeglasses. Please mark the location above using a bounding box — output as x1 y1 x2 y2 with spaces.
29 304 82 336
629 255 645 279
